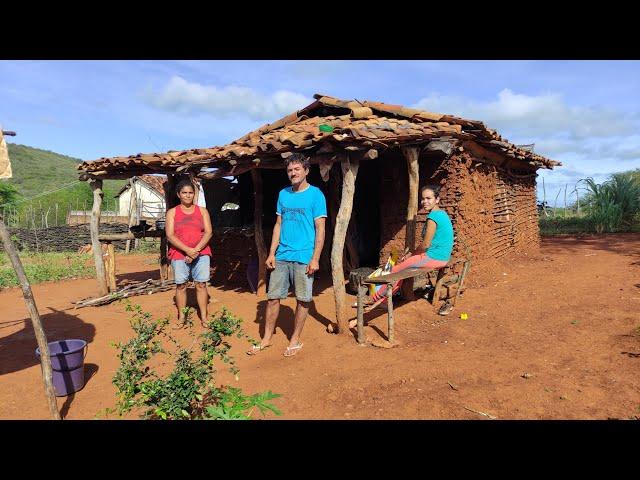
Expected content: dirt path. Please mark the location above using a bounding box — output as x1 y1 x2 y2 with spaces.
1 234 639 419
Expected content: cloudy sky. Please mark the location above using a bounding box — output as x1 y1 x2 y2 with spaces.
1 60 638 201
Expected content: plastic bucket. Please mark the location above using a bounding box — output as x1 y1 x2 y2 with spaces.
35 339 88 397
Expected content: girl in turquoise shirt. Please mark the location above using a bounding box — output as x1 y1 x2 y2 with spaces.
369 184 454 303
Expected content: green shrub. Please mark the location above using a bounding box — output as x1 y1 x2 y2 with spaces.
108 303 281 420
580 173 640 233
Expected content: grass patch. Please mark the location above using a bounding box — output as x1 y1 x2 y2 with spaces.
0 252 94 288
540 216 640 236
540 216 596 235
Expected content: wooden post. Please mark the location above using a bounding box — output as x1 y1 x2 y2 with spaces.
105 242 116 292
0 216 61 420
251 169 268 297
356 284 366 344
159 235 169 282
386 281 394 344
164 174 177 282
125 177 137 254
330 153 359 334
400 146 420 301
89 179 108 296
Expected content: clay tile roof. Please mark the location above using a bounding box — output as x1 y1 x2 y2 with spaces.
115 174 166 197
79 93 560 176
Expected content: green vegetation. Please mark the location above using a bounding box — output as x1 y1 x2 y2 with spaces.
0 251 94 288
1 143 125 227
540 169 640 235
0 182 21 208
108 304 281 420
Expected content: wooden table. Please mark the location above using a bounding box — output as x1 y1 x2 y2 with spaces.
357 268 429 345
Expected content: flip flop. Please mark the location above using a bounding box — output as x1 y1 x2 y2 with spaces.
283 343 303 357
246 344 271 356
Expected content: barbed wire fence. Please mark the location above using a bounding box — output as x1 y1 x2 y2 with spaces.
1 195 122 229
538 178 588 218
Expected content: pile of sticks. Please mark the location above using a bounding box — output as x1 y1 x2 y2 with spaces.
73 278 175 308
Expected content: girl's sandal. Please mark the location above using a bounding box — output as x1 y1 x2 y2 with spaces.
246 344 271 356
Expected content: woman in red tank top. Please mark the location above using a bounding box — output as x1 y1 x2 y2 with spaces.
166 179 213 327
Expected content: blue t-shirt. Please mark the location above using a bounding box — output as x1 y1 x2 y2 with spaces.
275 184 327 264
425 209 454 262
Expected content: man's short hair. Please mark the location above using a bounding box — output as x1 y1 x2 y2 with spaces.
284 153 310 170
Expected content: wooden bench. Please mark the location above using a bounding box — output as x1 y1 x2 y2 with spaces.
355 250 471 345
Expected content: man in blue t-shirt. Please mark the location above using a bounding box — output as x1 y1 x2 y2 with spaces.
247 153 327 358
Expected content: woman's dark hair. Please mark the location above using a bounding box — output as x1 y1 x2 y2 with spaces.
420 184 441 198
176 178 195 193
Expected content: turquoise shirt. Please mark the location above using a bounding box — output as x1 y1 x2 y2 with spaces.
275 185 327 264
425 210 454 262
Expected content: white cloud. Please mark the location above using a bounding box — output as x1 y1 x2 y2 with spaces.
412 88 635 140
413 89 640 200
142 76 310 120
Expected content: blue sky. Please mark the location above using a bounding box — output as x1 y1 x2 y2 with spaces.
1 60 639 202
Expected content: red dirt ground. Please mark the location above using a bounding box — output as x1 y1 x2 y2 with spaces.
1 234 639 420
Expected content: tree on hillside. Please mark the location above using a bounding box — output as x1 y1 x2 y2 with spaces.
0 181 21 208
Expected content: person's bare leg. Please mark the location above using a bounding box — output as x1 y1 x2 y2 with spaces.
195 282 209 326
261 299 280 346
175 283 188 325
289 300 309 348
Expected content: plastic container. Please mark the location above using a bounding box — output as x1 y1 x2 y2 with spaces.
35 339 88 397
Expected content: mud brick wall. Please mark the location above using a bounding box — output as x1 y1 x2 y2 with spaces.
209 227 257 286
493 169 539 257
1 223 130 252
379 153 410 264
377 150 540 267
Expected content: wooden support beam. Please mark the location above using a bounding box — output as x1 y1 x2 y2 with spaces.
356 284 366 345
99 231 163 241
164 174 177 282
125 177 136 254
251 169 268 297
105 242 116 292
89 179 108 296
0 217 60 420
330 153 359 334
386 282 395 344
400 146 420 301
160 235 169 282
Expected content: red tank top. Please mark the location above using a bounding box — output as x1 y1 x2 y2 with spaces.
168 205 212 260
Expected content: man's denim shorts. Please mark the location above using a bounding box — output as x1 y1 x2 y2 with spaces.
267 260 314 302
171 255 210 285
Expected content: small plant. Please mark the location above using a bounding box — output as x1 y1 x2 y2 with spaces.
180 306 194 329
108 302 281 420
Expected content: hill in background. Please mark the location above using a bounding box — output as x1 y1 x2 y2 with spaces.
2 143 125 225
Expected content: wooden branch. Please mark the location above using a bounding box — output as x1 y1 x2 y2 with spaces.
74 279 176 308
0 217 60 419
251 169 267 297
331 153 359 334
89 179 108 296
